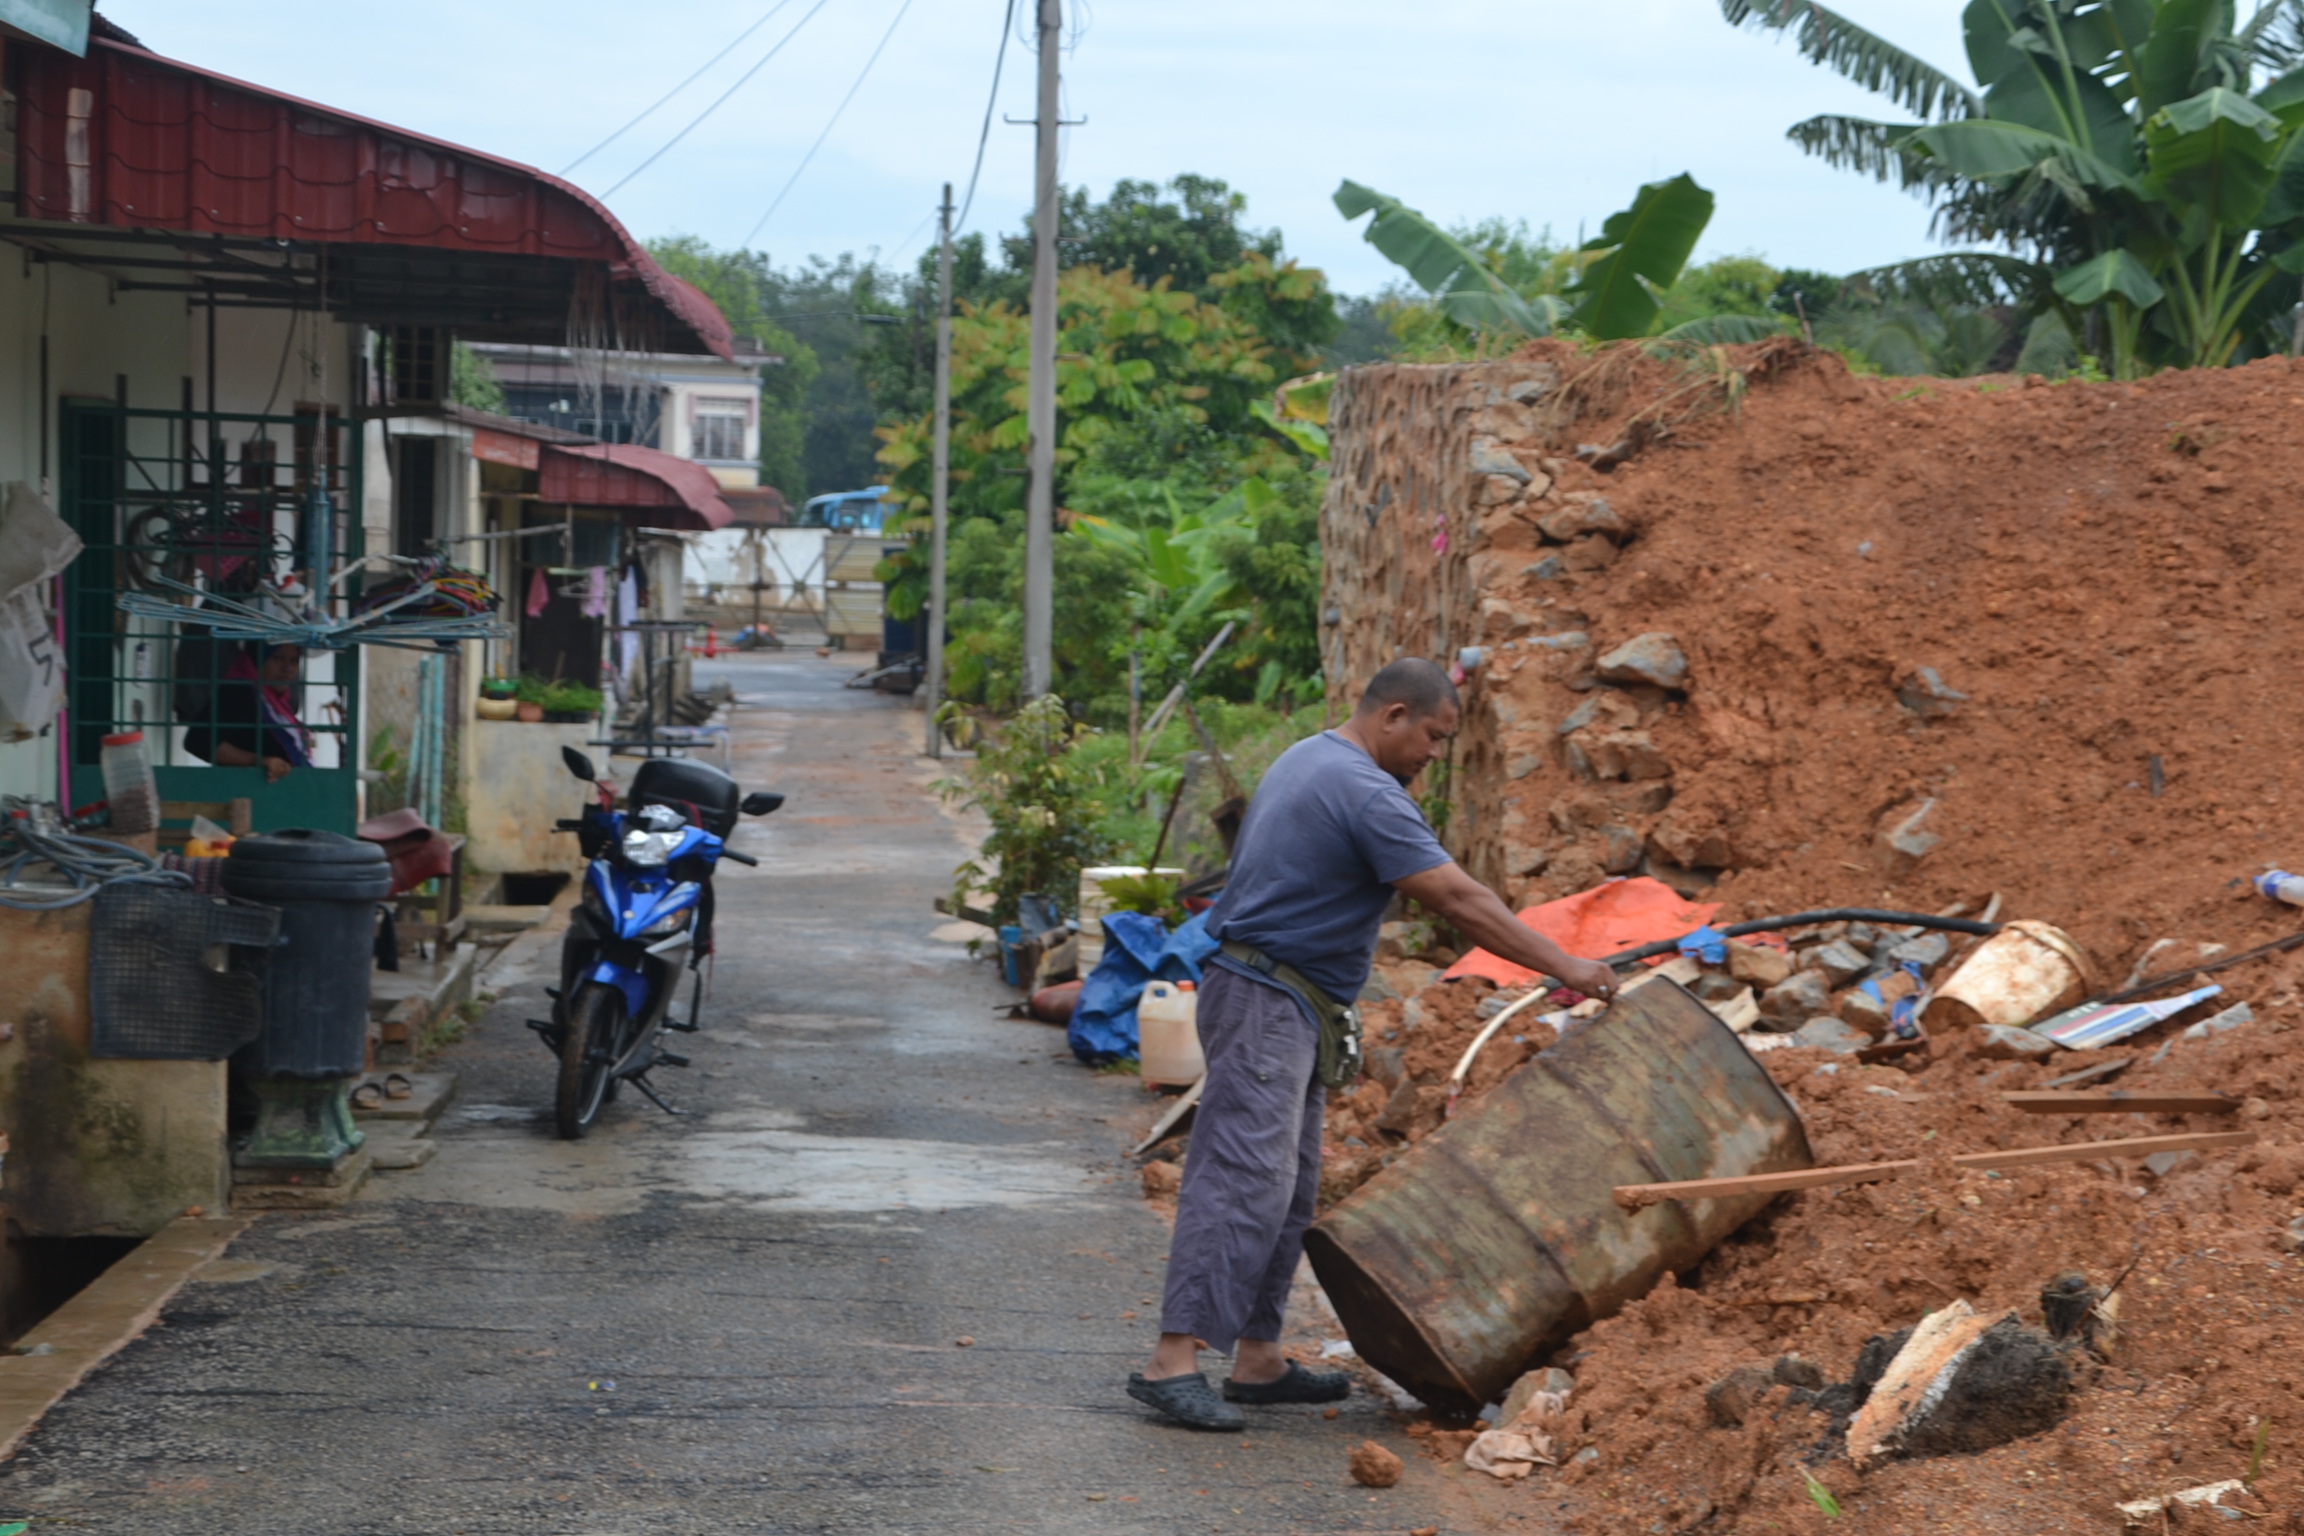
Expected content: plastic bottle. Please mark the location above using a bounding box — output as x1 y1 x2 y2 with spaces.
1138 979 1204 1087
2256 870 2304 906
99 731 158 835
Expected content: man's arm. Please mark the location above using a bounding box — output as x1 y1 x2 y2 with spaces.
1391 861 1618 1001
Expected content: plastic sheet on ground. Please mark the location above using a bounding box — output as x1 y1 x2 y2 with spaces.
1442 876 1719 987
1069 909 1216 1065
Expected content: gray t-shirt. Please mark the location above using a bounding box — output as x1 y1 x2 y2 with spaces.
1204 730 1452 1002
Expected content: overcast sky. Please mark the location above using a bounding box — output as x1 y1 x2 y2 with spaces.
105 0 1974 296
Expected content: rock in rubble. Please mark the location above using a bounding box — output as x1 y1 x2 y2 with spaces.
1535 494 1626 544
1598 824 1644 874
1704 1364 1778 1428
1691 972 1745 1004
1975 1024 2054 1061
1557 692 1638 738
1376 1081 1448 1139
1792 1016 1871 1054
1874 798 1942 874
1596 632 1689 690
1728 941 1793 990
1879 930 1952 975
1773 1354 1827 1391
1140 1160 1183 1196
1469 438 1531 483
1805 940 1870 988
1760 971 1833 1027
1560 535 1617 572
1836 987 1890 1035
1350 1440 1404 1488
1896 665 1969 719
1364 1046 1408 1090
1470 401 1537 441
1523 555 1565 581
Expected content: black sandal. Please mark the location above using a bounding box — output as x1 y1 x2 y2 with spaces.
1223 1361 1352 1404
1126 1370 1246 1430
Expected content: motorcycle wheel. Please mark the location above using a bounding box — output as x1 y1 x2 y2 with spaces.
556 983 624 1140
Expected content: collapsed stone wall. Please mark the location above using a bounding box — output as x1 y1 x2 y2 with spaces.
1319 340 2304 968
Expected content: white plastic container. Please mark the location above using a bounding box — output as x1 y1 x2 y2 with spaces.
1138 980 1204 1087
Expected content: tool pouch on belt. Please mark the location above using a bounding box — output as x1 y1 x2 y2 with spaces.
1220 941 1362 1090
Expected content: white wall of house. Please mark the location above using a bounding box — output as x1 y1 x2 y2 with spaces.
658 371 760 490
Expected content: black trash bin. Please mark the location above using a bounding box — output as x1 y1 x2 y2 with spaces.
223 829 391 1169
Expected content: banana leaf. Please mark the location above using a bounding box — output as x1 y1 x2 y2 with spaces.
1567 174 1715 340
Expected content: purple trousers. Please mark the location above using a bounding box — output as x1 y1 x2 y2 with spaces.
1159 963 1325 1348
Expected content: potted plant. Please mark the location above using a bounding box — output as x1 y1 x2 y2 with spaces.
513 674 549 723
477 676 520 721
540 679 603 724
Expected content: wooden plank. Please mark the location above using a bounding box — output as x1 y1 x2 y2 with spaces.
2001 1090 2239 1115
1614 1130 2258 1210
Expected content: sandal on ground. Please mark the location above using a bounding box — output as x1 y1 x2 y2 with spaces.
349 1081 385 1112
383 1072 415 1100
1222 1361 1352 1404
1126 1371 1245 1430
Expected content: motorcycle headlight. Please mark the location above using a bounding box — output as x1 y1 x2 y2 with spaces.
621 827 682 868
640 905 692 939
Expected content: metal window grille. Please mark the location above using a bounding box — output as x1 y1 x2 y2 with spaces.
60 401 362 784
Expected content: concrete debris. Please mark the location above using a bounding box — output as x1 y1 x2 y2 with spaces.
2114 1481 2246 1525
1594 632 1689 690
1348 1440 1403 1488
1845 1305 2070 1466
1835 987 1889 1036
1877 930 1952 976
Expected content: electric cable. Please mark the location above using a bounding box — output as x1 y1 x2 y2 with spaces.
562 2 796 176
604 0 838 199
740 0 918 247
0 813 190 911
955 0 1018 232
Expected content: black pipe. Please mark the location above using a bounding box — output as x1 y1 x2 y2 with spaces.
1601 908 2000 968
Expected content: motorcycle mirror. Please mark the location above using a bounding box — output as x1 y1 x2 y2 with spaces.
561 745 598 782
741 792 784 817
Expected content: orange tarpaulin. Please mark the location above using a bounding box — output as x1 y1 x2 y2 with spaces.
1442 876 1720 988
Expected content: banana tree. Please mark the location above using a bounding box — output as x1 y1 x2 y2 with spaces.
1724 0 2304 373
1334 174 1782 343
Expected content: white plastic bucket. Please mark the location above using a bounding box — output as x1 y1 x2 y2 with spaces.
1923 919 2095 1030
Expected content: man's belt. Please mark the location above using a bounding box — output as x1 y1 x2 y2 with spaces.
1220 940 1362 1090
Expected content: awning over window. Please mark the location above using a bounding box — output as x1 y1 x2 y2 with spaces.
539 444 734 532
7 33 730 358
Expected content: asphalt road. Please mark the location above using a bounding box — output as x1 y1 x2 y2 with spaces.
0 651 1508 1535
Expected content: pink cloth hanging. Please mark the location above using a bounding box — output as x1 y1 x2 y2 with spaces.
525 567 549 618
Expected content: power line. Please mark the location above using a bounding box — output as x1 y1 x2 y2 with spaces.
741 0 918 248
604 0 839 199
886 207 939 267
955 0 1017 233
561 3 795 176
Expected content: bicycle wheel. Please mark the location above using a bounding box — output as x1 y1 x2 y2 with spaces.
556 983 625 1140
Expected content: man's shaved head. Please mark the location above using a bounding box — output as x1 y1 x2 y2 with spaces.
1357 658 1460 721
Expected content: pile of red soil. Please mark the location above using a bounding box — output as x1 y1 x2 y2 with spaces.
1206 345 2304 1530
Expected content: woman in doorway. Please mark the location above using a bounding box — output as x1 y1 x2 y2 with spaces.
185 642 311 782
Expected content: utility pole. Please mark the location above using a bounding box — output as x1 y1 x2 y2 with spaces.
925 182 955 757
1021 0 1060 700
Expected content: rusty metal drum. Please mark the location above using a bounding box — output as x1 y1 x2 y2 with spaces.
1304 978 1813 1408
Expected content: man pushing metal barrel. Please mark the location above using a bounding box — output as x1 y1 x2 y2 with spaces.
1126 657 1621 1430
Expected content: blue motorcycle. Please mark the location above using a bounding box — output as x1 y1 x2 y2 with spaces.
538 744 782 1139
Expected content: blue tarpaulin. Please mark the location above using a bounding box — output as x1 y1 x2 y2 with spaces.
1069 909 1217 1065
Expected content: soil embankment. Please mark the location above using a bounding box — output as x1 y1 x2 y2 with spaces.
1276 345 2304 1531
